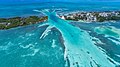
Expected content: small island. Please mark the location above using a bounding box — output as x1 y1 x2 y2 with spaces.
60 11 120 22
1 11 120 30
0 16 48 29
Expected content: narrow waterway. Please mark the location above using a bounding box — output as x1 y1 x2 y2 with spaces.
42 10 117 67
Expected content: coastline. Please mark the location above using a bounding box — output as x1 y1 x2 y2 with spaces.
1 10 120 30
60 11 120 22
0 16 48 30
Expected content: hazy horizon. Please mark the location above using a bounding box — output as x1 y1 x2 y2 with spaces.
0 0 120 4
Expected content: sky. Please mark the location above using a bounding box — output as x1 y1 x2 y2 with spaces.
0 0 120 4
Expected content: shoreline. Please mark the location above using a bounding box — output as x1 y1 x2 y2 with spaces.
59 10 120 22
1 10 120 30
0 16 48 30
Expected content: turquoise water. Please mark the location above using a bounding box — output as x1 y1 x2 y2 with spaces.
0 2 120 67
0 2 120 18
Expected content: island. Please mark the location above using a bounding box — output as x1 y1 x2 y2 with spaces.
1 11 120 30
0 16 48 29
60 11 120 22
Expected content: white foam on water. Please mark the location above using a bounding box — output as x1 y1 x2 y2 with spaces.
115 54 120 58
34 9 119 67
42 10 118 67
51 39 56 48
40 25 54 39
95 26 120 38
109 38 120 45
91 37 105 45
21 47 39 57
26 33 34 37
38 23 49 28
20 44 33 49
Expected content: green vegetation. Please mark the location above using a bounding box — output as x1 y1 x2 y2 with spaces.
64 11 120 22
0 16 48 29
97 16 120 22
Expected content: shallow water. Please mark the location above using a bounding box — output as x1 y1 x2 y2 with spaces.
42 10 120 67
0 2 120 67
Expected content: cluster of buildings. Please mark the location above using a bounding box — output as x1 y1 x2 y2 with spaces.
60 11 120 22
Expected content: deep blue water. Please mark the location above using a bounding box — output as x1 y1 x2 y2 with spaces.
0 2 120 18
0 2 120 67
